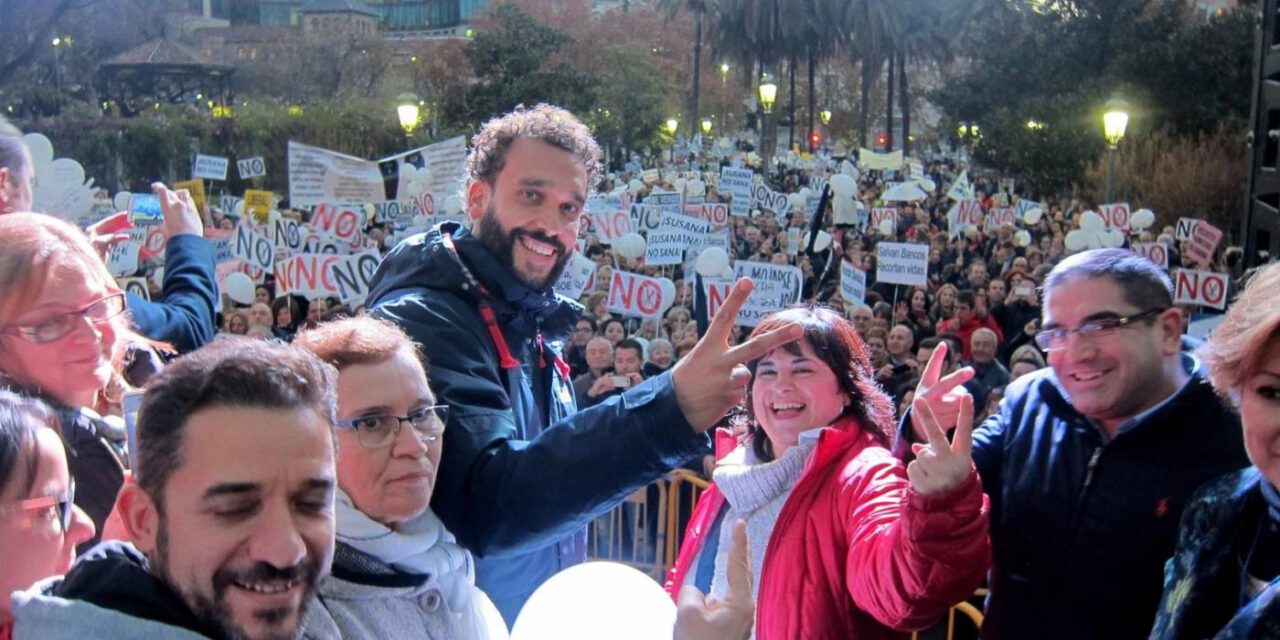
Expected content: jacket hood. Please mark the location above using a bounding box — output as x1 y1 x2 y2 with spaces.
368 222 583 341
11 542 213 640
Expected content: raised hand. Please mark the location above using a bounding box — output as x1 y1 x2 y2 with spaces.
152 182 204 239
85 212 133 258
906 394 975 496
675 520 754 640
911 341 974 441
671 278 803 433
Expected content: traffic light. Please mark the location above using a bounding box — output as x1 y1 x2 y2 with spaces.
809 130 821 151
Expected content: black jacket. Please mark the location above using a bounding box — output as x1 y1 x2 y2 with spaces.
366 223 707 623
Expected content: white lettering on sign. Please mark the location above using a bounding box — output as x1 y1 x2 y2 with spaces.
876 242 929 287
1173 268 1229 310
237 156 267 180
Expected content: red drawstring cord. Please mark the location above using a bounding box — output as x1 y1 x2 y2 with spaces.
480 302 519 369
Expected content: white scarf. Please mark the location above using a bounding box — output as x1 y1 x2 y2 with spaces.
334 488 475 613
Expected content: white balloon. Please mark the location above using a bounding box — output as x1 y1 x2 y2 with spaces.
225 272 256 305
628 179 644 196
22 133 54 170
720 266 735 279
511 562 675 640
1104 228 1127 248
829 174 857 197
1064 229 1088 252
1086 231 1104 250
920 178 937 192
799 187 812 199
613 233 647 260
443 194 464 215
50 157 86 187
1131 208 1155 230
674 178 687 196
113 192 131 212
1079 210 1104 233
658 277 676 311
695 247 730 276
1015 230 1031 247
233 200 246 217
840 159 858 178
1023 207 1043 225
407 179 425 198
787 192 806 213
878 218 894 236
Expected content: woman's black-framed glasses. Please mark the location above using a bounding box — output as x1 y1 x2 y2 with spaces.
336 404 449 449
0 292 127 344
0 479 76 533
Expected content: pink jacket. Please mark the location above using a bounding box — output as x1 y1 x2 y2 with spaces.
666 419 990 640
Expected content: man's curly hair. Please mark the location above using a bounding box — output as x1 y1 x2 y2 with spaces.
465 103 603 192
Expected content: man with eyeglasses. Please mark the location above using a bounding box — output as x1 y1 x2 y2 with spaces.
904 248 1248 639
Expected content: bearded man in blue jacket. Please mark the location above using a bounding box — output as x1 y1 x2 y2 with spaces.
366 103 798 625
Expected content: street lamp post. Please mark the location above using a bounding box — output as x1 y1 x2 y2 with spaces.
1103 98 1130 202
758 73 777 174
666 117 679 163
396 93 420 141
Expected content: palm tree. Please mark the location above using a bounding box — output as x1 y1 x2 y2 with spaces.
658 0 719 130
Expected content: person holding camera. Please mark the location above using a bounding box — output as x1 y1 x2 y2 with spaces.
581 338 645 409
876 324 920 406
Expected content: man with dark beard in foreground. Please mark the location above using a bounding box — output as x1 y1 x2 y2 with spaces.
366 103 800 625
11 340 340 640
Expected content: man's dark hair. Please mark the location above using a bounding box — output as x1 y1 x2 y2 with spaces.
955 290 976 308
1044 247 1173 311
614 338 644 360
465 104 604 192
919 336 943 352
576 316 598 332
135 339 337 511
0 115 27 175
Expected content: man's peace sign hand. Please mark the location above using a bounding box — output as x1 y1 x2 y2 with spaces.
671 278 803 433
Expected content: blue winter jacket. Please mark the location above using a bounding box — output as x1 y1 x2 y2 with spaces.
126 233 218 354
968 361 1247 639
366 223 707 625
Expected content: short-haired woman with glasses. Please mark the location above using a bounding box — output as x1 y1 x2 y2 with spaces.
294 317 505 639
0 391 95 640
0 213 143 550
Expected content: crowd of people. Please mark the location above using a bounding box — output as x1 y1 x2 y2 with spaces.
0 101 1277 640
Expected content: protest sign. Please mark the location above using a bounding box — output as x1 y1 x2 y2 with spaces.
1099 203 1131 231
629 203 661 233
237 156 267 180
382 136 468 202
220 194 243 216
1185 220 1223 266
327 251 381 305
192 154 228 181
786 227 800 256
840 260 867 305
205 228 236 264
288 141 385 207
372 201 421 227
703 277 734 319
751 183 789 214
173 179 206 213
876 242 929 286
720 167 754 217
858 148 904 171
553 254 596 301
946 170 973 201
646 212 710 266
275 253 344 298
118 277 149 302
607 270 669 318
871 207 896 228
731 261 803 327
697 202 730 228
244 189 273 224
312 203 364 248
986 207 1015 230
592 208 634 243
641 168 660 184
106 241 140 278
1175 217 1199 241
234 224 275 274
804 194 822 221
1132 242 1169 269
647 192 683 218
273 217 304 252
1173 268 1229 310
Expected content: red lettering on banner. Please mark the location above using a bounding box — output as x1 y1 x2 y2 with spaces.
872 207 896 226
608 271 632 309
313 204 362 246
986 208 1014 229
1132 242 1168 269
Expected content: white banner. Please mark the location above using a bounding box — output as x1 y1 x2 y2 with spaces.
275 253 345 298
859 148 904 171
876 242 929 286
288 141 385 207
1099 202 1131 231
326 251 382 305
234 224 275 274
1131 242 1169 269
553 254 596 301
591 209 633 244
607 270 669 318
720 167 754 217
